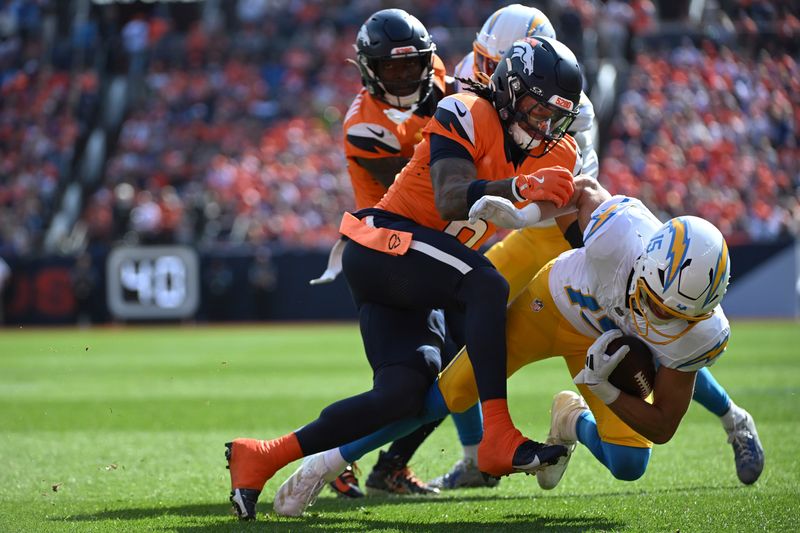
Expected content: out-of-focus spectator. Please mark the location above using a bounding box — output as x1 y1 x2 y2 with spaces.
248 247 277 320
598 0 634 59
0 255 9 324
71 252 98 326
204 258 234 321
122 13 149 74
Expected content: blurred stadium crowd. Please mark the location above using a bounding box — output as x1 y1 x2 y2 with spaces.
0 0 798 258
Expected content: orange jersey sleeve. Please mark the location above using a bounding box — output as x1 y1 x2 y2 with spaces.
342 58 448 210
431 53 447 95
343 91 425 209
377 93 580 250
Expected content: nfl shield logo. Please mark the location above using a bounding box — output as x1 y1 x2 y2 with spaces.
531 298 544 312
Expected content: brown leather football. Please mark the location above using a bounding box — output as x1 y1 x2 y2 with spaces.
607 335 656 399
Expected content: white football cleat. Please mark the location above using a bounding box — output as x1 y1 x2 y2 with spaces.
537 390 588 490
273 452 343 516
726 408 765 485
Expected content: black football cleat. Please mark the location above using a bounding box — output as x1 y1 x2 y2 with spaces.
230 488 261 520
365 450 439 496
226 441 261 520
511 440 569 475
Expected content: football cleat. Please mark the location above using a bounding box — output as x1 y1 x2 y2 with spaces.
329 463 365 498
365 450 440 496
511 439 568 475
727 408 765 485
537 390 588 490
226 441 262 520
477 423 567 476
274 452 337 517
229 488 260 520
428 458 500 490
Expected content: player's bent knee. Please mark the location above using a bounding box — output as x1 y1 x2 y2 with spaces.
372 365 431 420
445 392 478 414
605 444 651 481
461 267 509 306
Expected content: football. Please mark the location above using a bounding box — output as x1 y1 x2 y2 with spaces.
607 335 657 399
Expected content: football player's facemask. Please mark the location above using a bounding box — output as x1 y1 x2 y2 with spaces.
490 37 581 156
507 94 577 153
355 8 436 109
473 4 556 84
627 216 731 345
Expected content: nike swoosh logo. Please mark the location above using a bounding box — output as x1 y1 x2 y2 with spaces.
366 127 385 138
515 456 541 471
532 176 545 184
453 102 467 117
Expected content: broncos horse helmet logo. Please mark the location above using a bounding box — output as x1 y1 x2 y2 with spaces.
510 39 537 75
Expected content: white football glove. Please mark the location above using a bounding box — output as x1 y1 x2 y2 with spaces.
573 329 629 404
468 196 541 229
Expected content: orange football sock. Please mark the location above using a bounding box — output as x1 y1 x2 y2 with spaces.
228 433 302 490
477 399 528 476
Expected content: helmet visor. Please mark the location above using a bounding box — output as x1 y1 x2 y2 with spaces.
512 96 576 145
628 277 711 344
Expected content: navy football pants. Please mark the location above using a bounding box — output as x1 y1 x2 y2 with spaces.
294 212 509 455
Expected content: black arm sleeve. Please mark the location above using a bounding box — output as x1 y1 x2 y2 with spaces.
429 134 473 167
564 220 584 249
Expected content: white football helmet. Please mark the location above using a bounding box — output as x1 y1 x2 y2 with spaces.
628 216 730 344
473 4 556 82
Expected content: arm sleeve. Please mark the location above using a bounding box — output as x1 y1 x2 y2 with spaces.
430 133 474 167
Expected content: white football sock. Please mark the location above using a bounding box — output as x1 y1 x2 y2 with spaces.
720 401 743 433
321 448 348 482
463 444 479 464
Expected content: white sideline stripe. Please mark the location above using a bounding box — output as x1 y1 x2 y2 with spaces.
409 240 473 274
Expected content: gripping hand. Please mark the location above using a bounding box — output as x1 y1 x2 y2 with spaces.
469 196 525 228
573 329 629 404
512 166 574 208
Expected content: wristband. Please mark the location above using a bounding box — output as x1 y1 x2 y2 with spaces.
510 176 526 202
467 179 490 209
519 203 542 226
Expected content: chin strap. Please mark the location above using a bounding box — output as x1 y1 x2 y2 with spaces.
508 123 542 151
383 103 419 125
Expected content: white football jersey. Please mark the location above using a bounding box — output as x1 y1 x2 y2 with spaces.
549 195 731 372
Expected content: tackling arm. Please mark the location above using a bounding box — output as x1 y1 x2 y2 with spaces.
430 157 520 220
468 174 603 230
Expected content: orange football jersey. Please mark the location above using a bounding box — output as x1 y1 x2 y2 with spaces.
343 55 447 210
376 92 581 250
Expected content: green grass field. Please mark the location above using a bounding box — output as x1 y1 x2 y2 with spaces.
1 322 798 532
